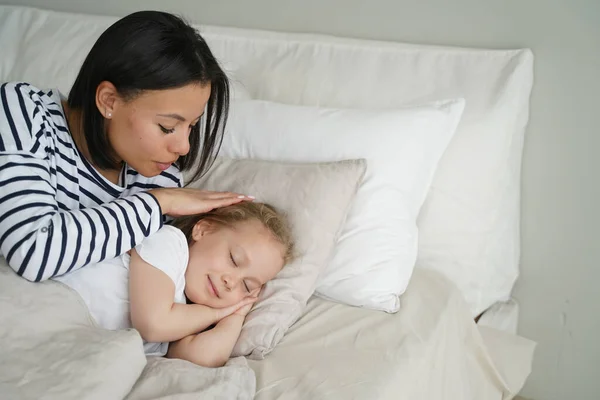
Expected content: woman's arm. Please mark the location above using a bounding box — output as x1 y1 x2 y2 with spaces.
128 249 254 343
0 150 164 281
166 313 246 368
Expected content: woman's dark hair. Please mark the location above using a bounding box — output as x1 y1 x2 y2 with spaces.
68 11 229 182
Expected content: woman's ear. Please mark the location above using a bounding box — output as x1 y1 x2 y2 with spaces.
191 220 213 241
95 81 119 119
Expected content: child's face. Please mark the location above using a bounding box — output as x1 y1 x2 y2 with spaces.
184 219 285 309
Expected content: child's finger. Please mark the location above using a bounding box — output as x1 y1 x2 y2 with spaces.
238 297 257 308
217 303 244 319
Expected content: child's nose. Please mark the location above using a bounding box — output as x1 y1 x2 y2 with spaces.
222 274 239 291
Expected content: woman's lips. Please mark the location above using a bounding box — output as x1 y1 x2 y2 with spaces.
155 162 171 171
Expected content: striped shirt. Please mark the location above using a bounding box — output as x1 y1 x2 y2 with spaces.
0 82 183 282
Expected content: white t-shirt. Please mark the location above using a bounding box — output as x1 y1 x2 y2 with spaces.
54 225 189 356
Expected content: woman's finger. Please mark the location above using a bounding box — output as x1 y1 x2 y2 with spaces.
203 191 252 200
207 196 253 209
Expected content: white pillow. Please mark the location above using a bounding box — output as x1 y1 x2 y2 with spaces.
200 26 534 316
185 157 366 358
220 99 465 312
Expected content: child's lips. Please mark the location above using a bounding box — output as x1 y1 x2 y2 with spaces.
208 276 220 298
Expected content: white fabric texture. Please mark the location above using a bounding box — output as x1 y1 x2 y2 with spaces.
185 157 366 358
54 226 189 356
478 298 520 334
0 256 534 400
248 268 535 400
221 99 464 312
0 259 256 400
0 4 533 315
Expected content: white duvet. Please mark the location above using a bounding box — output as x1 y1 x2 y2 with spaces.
249 269 536 400
0 260 255 400
0 256 534 400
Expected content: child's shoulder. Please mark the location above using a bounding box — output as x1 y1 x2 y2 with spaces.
156 225 187 242
146 225 188 250
136 225 189 275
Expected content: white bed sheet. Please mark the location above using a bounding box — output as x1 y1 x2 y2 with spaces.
0 256 533 400
0 261 256 400
250 269 535 400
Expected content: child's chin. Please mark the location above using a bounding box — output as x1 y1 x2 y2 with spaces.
203 297 225 309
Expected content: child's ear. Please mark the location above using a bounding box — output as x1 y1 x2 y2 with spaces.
191 220 213 241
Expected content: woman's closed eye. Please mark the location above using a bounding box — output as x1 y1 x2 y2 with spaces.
158 124 175 134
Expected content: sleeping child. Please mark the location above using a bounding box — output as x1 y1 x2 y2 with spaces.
54 202 294 367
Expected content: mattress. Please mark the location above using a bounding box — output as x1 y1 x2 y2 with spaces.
250 269 535 400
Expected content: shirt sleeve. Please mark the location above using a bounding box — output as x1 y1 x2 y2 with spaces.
133 225 189 286
0 82 164 281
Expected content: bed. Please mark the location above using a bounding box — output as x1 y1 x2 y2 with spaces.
0 5 536 400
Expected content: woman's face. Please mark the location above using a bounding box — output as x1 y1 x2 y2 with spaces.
105 83 211 177
184 219 285 309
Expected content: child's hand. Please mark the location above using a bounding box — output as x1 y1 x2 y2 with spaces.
233 301 255 317
214 297 257 321
234 289 261 317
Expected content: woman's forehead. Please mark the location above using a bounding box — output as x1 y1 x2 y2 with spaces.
128 84 210 118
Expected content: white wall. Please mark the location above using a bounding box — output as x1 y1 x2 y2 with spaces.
1 0 598 399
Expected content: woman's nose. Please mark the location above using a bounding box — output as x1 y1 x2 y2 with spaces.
168 130 190 156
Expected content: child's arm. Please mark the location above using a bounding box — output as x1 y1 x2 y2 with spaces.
166 303 254 367
128 249 253 343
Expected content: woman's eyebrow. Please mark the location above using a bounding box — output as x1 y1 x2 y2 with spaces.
157 112 204 122
157 113 186 121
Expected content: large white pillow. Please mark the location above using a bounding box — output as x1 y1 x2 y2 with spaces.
199 26 534 316
220 99 465 312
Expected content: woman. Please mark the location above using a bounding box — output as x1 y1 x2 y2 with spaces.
0 11 250 282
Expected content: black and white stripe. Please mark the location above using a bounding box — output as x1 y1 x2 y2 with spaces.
0 82 183 282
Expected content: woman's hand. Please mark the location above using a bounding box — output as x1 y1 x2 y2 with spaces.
148 188 254 217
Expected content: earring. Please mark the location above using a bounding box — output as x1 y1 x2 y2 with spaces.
107 112 112 118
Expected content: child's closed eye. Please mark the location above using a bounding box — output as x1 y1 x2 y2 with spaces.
230 252 250 292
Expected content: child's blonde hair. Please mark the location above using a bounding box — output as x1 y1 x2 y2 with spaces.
171 202 295 264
